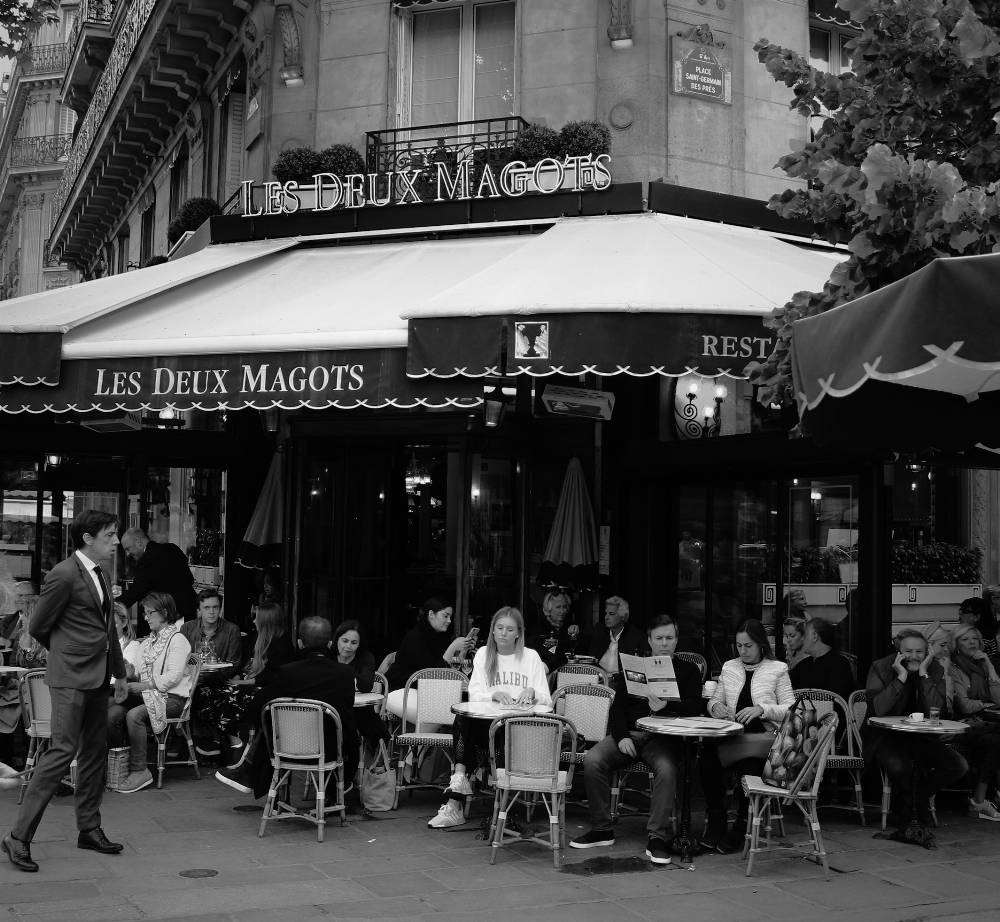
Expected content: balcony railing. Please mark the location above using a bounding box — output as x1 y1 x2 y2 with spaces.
366 116 529 176
68 0 116 58
11 134 73 168
16 42 70 76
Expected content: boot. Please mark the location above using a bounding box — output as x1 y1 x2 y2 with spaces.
699 810 728 852
717 817 746 854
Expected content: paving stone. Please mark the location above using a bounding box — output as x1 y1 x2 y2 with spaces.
873 864 1000 899
425 880 606 912
773 872 943 910
2 880 102 904
353 869 454 898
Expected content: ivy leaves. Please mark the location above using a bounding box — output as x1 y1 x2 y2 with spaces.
750 0 1000 408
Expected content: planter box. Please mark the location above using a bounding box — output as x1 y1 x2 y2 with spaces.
190 565 220 586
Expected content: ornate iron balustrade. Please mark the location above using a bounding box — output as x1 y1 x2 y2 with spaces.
366 116 528 177
16 43 70 75
69 0 116 55
11 134 73 168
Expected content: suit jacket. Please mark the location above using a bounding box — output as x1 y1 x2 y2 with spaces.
30 553 126 690
608 655 703 743
118 540 196 622
587 622 648 662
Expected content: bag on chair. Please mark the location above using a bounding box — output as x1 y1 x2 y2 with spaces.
106 747 130 792
361 740 395 812
761 696 819 789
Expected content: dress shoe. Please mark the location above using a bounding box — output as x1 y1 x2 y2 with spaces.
77 827 124 854
2 833 38 872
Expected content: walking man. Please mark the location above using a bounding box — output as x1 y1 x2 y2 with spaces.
3 510 128 872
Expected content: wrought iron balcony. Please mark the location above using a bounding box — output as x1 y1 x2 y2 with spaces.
68 0 116 56
365 116 528 177
11 134 73 168
16 42 70 76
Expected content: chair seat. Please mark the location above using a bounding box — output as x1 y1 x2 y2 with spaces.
560 750 585 764
495 768 569 793
274 756 342 771
743 774 816 801
825 756 863 770
395 731 452 747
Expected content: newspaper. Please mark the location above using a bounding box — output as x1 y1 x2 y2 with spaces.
619 653 680 700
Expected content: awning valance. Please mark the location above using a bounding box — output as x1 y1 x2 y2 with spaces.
406 213 844 378
809 0 856 28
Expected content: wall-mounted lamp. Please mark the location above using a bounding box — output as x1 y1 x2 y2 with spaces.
45 453 61 469
608 0 634 50
674 376 727 438
483 378 517 428
260 407 281 433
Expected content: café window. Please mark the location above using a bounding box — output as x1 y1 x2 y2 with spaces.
169 142 189 222
401 0 516 126
139 200 155 266
809 26 854 74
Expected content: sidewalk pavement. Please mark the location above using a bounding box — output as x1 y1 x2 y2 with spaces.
3 772 1000 922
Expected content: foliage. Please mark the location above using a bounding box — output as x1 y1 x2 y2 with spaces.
318 143 365 177
891 541 983 584
271 147 324 184
0 0 58 59
792 544 857 583
559 120 611 158
190 529 222 566
167 197 222 246
510 123 562 165
748 0 1000 408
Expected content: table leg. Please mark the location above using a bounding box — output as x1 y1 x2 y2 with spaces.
671 737 700 864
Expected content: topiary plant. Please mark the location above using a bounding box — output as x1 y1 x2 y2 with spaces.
167 197 222 246
891 542 983 584
271 146 324 184
318 143 366 177
510 123 561 166
559 120 611 158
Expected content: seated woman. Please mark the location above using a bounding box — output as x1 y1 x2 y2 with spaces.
385 598 474 722
526 590 585 675
782 616 809 671
790 618 856 702
113 606 142 681
108 592 193 794
699 618 795 853
427 606 550 830
865 628 967 847
569 613 703 865
948 624 1000 821
334 619 389 746
195 601 296 768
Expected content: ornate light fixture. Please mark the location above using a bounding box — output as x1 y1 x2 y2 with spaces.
404 452 431 494
674 376 727 438
608 0 634 50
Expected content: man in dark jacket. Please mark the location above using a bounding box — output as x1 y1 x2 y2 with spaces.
214 616 358 797
570 614 703 865
117 528 196 629
588 595 647 684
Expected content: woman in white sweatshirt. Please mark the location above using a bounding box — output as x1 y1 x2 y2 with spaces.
427 606 550 829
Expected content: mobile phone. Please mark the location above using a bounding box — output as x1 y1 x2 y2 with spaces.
467 627 480 642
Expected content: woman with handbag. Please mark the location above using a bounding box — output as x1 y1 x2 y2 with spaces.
699 618 795 853
949 624 1000 821
107 592 193 794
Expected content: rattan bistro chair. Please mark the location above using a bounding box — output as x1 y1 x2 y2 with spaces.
488 713 578 867
258 697 347 842
372 670 389 719
392 667 468 810
18 668 77 803
552 684 614 765
553 663 608 690
153 655 202 788
675 651 708 681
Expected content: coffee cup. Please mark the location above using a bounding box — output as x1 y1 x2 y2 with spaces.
703 680 718 696
908 712 924 722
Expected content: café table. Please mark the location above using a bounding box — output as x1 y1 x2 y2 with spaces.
868 715 967 847
451 700 553 720
635 715 744 865
354 691 384 708
0 665 28 676
198 661 233 675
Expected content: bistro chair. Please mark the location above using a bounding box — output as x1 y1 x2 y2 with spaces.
152 655 202 788
17 668 77 804
258 697 346 842
552 683 614 765
839 652 860 684
392 667 468 810
794 688 865 825
553 663 608 690
675 651 708 681
487 713 577 868
372 670 389 719
742 711 839 879
376 651 396 676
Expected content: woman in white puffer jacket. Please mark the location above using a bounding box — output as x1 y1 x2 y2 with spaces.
699 618 794 853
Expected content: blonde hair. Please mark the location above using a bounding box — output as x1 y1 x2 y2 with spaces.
483 606 525 684
951 623 983 652
247 602 287 679
116 609 137 643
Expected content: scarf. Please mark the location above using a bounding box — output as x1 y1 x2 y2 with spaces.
954 651 992 702
138 625 180 734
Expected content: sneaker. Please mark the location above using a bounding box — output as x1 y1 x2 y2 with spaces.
969 798 1000 821
195 742 221 758
447 771 473 796
214 764 254 795
427 799 465 828
117 769 153 794
645 836 672 866
569 829 615 849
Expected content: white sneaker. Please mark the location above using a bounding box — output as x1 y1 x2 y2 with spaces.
427 799 465 828
447 772 473 796
969 799 1000 821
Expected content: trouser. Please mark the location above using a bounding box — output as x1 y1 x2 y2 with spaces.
583 731 680 840
872 734 968 824
13 685 108 841
108 693 184 772
699 732 775 828
961 722 1000 786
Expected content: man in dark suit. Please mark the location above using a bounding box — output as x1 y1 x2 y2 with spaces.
117 527 196 629
214 616 358 797
3 510 128 873
588 595 648 684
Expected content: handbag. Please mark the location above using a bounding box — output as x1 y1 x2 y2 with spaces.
761 695 819 789
106 747 130 791
361 740 395 812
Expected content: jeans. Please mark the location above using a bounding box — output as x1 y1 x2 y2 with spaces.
583 731 680 840
108 693 184 772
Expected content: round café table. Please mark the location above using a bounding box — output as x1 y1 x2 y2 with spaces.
451 700 553 720
635 715 744 865
868 715 967 847
0 665 28 676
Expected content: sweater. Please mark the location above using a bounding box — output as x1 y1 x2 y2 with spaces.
790 649 856 703
467 647 552 707
707 657 794 732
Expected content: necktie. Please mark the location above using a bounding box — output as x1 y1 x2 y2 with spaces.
93 565 112 622
600 633 619 674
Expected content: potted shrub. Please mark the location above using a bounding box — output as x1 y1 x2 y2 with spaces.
559 120 611 158
271 147 324 185
510 123 561 167
318 143 366 178
167 197 222 247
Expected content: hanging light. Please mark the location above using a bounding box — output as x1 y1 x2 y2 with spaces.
404 452 431 494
